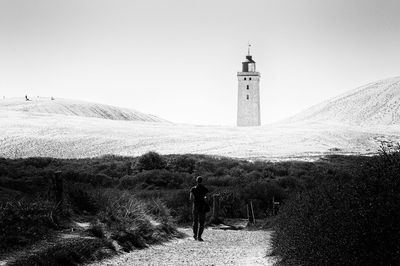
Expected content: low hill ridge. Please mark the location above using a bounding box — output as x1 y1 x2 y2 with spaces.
285 76 400 126
0 97 167 122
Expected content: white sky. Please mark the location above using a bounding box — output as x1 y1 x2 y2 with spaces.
1 0 400 125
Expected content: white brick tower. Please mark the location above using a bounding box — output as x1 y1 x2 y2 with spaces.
237 46 261 126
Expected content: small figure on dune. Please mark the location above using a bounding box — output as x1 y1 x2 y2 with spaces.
190 176 209 241
51 97 55 100
25 95 30 101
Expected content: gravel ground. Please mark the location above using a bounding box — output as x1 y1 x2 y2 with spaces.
89 227 276 266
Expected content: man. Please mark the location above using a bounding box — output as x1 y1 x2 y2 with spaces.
190 176 209 241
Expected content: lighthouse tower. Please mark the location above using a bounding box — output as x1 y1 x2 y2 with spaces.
237 46 261 127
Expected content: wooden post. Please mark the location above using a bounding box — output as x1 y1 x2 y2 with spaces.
272 196 275 216
247 204 251 223
212 194 220 222
53 171 63 211
272 196 280 216
250 200 256 225
247 202 255 224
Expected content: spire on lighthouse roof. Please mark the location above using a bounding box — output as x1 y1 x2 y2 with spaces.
245 42 255 62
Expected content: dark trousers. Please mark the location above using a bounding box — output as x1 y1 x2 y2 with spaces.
192 205 206 238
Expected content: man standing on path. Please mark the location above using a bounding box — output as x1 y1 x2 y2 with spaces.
190 176 209 241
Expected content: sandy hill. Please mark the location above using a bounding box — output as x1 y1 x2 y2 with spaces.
284 76 400 126
1 79 400 160
0 97 166 122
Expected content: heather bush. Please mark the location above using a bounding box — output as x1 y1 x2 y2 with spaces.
217 189 243 217
91 189 178 249
92 173 114 187
135 151 166 171
119 170 189 190
88 222 105 238
136 189 193 223
9 237 114 265
272 149 400 266
23 157 52 168
0 200 59 250
276 176 302 190
66 184 99 214
168 155 196 173
242 180 285 212
207 174 241 187
0 153 355 224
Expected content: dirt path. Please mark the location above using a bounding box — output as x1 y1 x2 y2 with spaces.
90 227 276 266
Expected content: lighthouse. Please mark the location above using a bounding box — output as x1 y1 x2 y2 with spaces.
237 45 261 126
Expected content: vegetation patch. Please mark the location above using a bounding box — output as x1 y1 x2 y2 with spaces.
0 151 385 265
272 148 400 266
0 200 60 252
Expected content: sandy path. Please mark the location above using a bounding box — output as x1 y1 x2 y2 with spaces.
90 227 276 266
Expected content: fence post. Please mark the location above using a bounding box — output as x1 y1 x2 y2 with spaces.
247 201 256 224
53 171 63 211
250 200 256 224
272 196 280 215
247 204 251 223
212 194 220 222
272 196 275 216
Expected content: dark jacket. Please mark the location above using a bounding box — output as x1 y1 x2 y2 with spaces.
190 184 209 211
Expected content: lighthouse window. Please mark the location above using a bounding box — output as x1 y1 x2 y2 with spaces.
244 77 246 80
249 77 252 80
246 85 249 90
246 95 249 100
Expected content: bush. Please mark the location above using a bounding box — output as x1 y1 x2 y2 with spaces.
0 177 30 192
119 170 187 190
24 157 53 168
217 189 243 218
88 223 105 238
0 200 59 250
91 189 178 250
169 155 196 173
91 173 114 187
136 189 193 223
276 176 302 190
242 180 285 214
207 175 240 187
135 152 166 171
67 185 99 214
9 237 114 265
272 149 400 266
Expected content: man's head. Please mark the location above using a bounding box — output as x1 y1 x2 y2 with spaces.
196 176 203 184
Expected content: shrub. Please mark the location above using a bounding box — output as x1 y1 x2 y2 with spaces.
24 157 53 168
0 165 8 176
91 173 114 187
91 189 178 249
119 170 187 190
276 176 302 190
217 189 243 218
66 185 99 214
242 180 285 213
88 223 105 238
272 180 361 265
228 166 245 177
169 155 196 173
9 237 115 265
207 175 240 187
0 177 30 192
0 200 59 250
136 189 193 223
272 149 400 266
194 160 216 175
135 152 166 171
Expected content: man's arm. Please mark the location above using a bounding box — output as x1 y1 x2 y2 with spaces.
189 188 194 202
